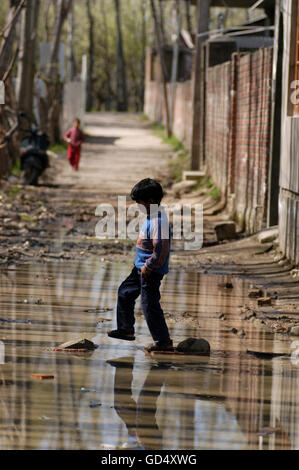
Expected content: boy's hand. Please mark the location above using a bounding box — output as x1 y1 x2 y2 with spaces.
141 264 152 278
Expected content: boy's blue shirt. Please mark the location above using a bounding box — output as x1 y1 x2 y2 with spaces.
134 207 171 275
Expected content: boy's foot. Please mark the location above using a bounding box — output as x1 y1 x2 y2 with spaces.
107 329 135 341
144 339 174 353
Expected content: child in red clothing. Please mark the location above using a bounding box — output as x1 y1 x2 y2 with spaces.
64 118 85 171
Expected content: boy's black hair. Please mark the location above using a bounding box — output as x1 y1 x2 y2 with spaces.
74 117 81 124
130 178 164 205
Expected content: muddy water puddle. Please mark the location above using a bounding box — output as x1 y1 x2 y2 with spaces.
0 260 298 450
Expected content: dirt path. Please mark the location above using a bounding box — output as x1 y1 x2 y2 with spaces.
0 112 172 263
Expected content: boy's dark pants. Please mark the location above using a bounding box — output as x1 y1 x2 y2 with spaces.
117 266 170 342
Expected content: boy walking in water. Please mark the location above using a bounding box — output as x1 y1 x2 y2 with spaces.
64 118 85 171
108 178 174 353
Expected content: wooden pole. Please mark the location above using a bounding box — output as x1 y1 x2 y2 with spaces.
191 0 210 170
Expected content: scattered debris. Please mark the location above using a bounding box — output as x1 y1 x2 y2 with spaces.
218 313 226 320
239 306 256 320
248 288 263 298
231 328 238 334
257 297 272 306
218 282 233 289
57 338 97 351
237 328 246 338
89 401 102 408
290 269 299 279
246 350 290 359
79 387 97 393
31 374 55 380
0 318 32 324
290 325 299 336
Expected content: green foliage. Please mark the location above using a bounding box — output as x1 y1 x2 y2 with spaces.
0 0 9 32
49 140 68 154
209 186 221 200
4 185 21 199
11 158 21 176
149 121 190 182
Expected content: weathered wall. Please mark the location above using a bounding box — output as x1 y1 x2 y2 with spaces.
144 46 273 234
205 61 231 195
204 48 273 232
233 48 273 232
62 80 85 131
279 0 299 264
144 50 193 151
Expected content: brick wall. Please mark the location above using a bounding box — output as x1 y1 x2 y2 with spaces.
205 47 273 233
144 47 273 234
205 61 231 195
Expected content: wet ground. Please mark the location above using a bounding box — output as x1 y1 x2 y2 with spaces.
0 260 298 450
1 113 299 450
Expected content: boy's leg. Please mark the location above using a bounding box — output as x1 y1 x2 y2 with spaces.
116 267 141 334
140 273 171 343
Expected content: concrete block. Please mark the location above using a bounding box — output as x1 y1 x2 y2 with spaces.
257 228 279 244
183 171 205 181
58 338 97 351
214 222 237 241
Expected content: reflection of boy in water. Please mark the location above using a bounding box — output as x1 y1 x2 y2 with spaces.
107 357 168 450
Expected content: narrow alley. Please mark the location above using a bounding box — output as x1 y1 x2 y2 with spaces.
0 113 298 450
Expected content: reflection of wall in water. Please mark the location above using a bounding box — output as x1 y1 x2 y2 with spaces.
269 359 298 450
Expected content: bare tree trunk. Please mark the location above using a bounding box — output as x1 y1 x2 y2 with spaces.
45 0 72 143
0 0 24 80
170 0 181 131
46 0 72 80
114 0 128 111
86 0 95 111
184 0 192 34
100 0 113 110
139 0 146 112
158 0 166 45
42 0 51 42
150 0 171 137
17 0 40 119
67 1 76 81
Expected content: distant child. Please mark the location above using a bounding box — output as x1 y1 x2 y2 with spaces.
63 118 85 171
108 178 174 353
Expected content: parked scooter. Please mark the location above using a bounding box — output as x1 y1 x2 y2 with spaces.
20 125 50 186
